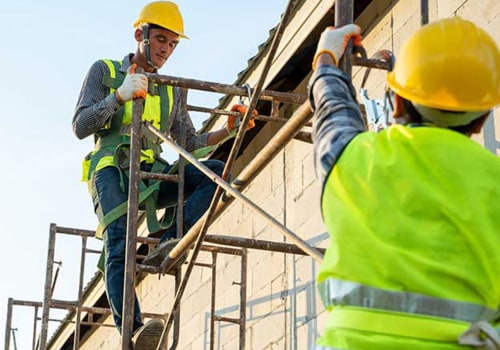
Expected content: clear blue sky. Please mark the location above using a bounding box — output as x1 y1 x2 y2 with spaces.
0 1 287 348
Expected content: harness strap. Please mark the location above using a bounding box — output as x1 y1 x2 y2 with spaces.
95 181 161 239
139 158 177 234
459 321 500 349
158 82 170 133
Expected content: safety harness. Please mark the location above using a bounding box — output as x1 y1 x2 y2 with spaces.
81 59 179 241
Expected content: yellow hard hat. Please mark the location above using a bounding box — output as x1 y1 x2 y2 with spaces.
133 1 188 39
387 17 500 112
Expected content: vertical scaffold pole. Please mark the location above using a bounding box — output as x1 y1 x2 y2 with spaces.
421 0 429 25
335 0 354 76
39 223 57 350
4 298 13 350
73 235 88 350
121 85 145 349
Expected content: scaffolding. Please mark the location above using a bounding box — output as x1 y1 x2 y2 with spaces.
3 0 425 348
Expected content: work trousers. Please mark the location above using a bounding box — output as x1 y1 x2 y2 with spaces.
92 159 225 332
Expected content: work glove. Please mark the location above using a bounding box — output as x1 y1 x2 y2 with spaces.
312 24 363 70
226 104 257 132
116 63 148 103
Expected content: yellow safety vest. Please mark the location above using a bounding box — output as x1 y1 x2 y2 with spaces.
318 125 500 349
81 59 174 182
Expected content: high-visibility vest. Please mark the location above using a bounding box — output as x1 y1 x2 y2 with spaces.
79 59 174 240
318 124 500 349
81 59 174 182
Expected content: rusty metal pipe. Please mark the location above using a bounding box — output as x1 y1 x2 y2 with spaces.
122 93 145 349
147 74 306 105
335 0 354 76
5 298 13 350
209 252 217 350
140 172 178 182
39 223 57 350
187 104 311 126
73 236 88 350
421 0 429 25
55 226 95 237
239 249 247 350
32 305 39 350
353 56 392 70
203 235 325 255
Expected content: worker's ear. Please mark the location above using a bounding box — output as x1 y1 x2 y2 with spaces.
392 94 404 119
134 28 143 43
468 113 490 135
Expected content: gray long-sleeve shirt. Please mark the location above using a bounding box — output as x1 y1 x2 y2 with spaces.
308 65 367 185
73 54 208 152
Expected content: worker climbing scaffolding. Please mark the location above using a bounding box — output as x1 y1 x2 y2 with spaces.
309 18 500 349
72 1 256 349
7 1 500 349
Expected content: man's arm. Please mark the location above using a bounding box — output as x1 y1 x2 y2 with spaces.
170 88 252 152
309 63 366 184
72 60 122 140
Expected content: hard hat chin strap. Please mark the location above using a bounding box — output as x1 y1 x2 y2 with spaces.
141 24 159 70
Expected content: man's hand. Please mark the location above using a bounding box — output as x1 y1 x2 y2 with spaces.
116 63 148 103
312 24 362 70
227 104 257 132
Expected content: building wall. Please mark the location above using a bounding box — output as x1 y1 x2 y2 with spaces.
73 0 500 349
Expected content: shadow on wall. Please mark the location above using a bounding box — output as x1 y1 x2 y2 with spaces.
203 232 330 350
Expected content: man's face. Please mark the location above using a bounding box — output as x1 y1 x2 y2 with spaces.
143 27 179 69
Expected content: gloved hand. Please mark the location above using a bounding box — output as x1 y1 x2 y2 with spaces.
116 63 148 103
312 24 363 70
227 104 257 132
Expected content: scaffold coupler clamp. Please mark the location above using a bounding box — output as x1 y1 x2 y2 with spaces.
359 49 396 131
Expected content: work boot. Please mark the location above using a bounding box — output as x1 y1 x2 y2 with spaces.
132 318 163 350
142 238 186 268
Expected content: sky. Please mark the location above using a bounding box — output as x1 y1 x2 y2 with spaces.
0 1 288 348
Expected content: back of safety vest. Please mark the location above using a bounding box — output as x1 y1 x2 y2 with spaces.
321 125 500 311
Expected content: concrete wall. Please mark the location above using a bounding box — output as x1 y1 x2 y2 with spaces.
70 0 500 349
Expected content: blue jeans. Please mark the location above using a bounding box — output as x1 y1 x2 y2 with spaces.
92 159 224 332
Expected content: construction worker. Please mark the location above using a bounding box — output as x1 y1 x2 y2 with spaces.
73 1 254 348
309 18 500 349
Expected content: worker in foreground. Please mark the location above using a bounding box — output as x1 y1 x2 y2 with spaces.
309 17 500 349
73 1 254 348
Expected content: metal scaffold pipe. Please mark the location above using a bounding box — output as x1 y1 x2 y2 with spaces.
144 121 324 263
335 0 354 76
121 82 145 349
147 74 306 105
39 223 57 350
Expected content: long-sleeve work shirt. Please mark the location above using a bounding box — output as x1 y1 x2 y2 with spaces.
308 65 367 185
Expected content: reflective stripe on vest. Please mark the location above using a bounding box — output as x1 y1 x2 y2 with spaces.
318 278 499 323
